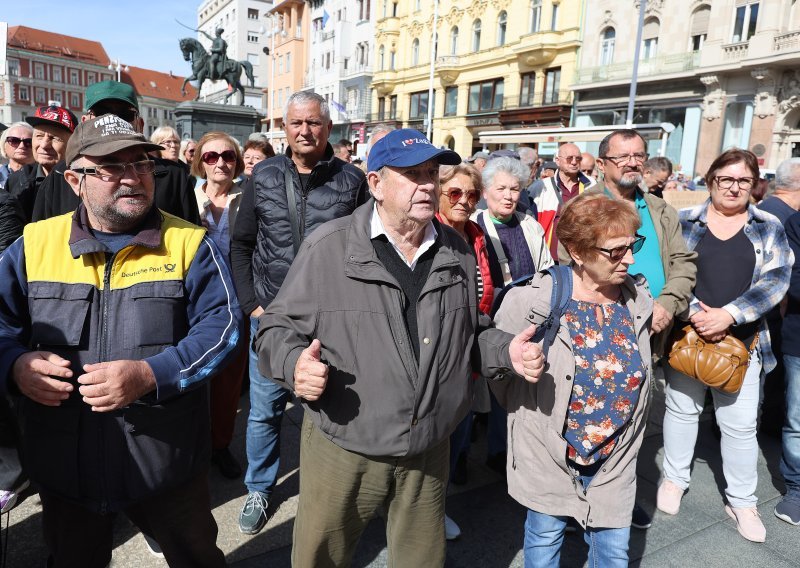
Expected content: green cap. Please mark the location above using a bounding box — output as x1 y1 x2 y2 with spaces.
84 80 138 112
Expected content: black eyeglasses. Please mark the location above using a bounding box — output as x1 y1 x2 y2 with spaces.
595 235 645 262
89 106 139 123
600 153 648 166
71 160 155 182
714 176 755 191
201 150 237 165
5 136 33 148
442 188 481 206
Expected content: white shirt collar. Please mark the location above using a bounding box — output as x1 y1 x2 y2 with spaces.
370 202 438 270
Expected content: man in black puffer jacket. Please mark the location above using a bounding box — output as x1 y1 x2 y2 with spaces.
230 90 367 535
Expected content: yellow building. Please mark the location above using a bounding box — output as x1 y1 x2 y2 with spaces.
370 0 582 157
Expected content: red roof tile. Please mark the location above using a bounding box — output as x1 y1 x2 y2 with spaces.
121 66 197 103
8 26 109 65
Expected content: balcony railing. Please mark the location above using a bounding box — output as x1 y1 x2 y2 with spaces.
775 30 800 53
502 91 572 110
342 63 373 78
436 55 460 67
574 51 700 84
722 41 749 62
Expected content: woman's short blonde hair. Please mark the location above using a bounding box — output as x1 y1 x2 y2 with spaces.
191 131 245 179
179 138 196 164
439 162 483 191
557 193 641 262
150 125 180 145
0 122 33 159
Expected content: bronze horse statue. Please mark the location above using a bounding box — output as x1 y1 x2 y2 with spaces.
179 38 255 105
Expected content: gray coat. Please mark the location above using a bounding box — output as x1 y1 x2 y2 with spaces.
493 271 654 528
255 200 517 457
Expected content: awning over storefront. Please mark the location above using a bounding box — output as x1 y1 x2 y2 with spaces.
477 123 673 145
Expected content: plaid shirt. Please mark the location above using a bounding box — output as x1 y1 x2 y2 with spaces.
680 201 793 373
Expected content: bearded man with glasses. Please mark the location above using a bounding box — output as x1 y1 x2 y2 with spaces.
0 114 242 567
31 81 200 226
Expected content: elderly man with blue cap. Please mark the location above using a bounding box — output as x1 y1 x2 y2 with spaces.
255 129 545 567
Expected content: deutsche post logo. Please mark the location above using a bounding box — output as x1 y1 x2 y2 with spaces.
164 263 176 273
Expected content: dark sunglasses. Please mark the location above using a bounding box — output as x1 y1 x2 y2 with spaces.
201 150 237 165
442 188 481 206
595 235 645 262
5 136 33 148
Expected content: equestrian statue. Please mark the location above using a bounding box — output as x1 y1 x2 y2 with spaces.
179 30 255 105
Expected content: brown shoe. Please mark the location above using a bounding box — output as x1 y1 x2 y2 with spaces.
725 505 766 543
656 479 684 515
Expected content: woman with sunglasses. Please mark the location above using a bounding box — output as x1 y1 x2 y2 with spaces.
179 138 197 165
492 193 653 567
658 148 791 543
190 132 249 479
472 156 554 476
0 122 34 190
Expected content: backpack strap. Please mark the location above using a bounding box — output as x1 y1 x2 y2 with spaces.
536 265 573 357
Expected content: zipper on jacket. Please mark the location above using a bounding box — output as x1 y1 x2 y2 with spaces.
97 251 116 515
510 418 516 470
299 172 309 242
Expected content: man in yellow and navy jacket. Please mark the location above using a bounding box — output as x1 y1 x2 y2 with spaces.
0 115 242 567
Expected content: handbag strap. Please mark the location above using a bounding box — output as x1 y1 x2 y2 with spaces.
285 167 301 255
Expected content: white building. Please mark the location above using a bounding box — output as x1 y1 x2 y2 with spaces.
196 0 273 110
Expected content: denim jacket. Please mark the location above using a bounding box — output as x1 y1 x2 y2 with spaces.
679 201 793 373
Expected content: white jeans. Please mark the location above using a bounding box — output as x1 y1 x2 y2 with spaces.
662 349 762 508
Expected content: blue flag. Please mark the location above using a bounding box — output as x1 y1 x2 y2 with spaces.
322 10 330 28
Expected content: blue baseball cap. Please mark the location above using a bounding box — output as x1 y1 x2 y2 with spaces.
367 129 461 172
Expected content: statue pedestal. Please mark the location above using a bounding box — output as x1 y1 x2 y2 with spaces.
174 101 264 144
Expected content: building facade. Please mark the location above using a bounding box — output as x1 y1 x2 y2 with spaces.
370 0 582 157
122 67 198 137
574 0 800 176
196 0 273 109
0 24 113 124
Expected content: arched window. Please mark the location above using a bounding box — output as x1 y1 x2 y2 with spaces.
472 19 482 52
379 45 385 71
390 50 396 70
497 11 507 46
412 38 420 66
641 18 659 60
601 27 615 65
690 5 710 51
450 26 459 55
445 136 455 151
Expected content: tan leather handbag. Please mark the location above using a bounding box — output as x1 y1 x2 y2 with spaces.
668 325 758 394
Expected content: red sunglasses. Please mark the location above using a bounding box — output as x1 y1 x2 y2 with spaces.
201 150 237 165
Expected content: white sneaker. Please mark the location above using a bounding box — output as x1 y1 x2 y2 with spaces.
445 514 461 540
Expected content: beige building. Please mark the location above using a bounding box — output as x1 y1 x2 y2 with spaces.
574 0 800 176
370 0 582 157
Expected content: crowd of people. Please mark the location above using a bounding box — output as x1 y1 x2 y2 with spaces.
0 79 798 568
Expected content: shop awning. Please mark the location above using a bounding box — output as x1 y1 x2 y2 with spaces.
477 123 673 145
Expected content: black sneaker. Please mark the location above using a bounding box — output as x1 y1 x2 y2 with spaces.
212 447 242 479
631 503 652 529
143 533 165 559
239 491 269 535
775 496 800 525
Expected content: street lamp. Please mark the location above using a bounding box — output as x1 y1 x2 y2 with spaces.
108 58 130 82
263 14 282 142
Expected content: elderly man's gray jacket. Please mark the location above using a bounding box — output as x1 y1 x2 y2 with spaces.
256 200 517 457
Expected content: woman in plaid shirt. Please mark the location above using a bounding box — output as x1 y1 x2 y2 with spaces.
657 148 792 543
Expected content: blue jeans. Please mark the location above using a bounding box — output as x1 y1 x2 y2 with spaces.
782 355 800 497
245 317 291 497
523 470 629 568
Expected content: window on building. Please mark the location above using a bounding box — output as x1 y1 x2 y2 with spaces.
642 18 659 60
543 68 561 104
472 20 482 52
35 87 46 102
8 59 19 76
52 67 62 83
378 97 386 120
286 52 292 71
468 79 504 113
70 69 80 85
389 95 397 119
530 0 543 33
34 62 44 79
601 28 616 65
358 0 370 21
248 31 259 43
520 72 537 107
18 85 29 101
412 39 420 66
51 90 63 105
497 11 507 46
382 0 388 18
732 2 759 42
390 50 396 70
248 8 259 20
392 2 398 17
87 72 96 85
415 0 421 11
721 101 754 149
379 45 385 70
550 3 559 31
444 86 458 116
278 55 283 74
410 91 430 120
450 26 459 55
70 92 80 108
690 5 710 50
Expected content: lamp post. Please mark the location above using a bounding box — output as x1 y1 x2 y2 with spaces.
426 0 439 141
263 14 279 141
108 58 129 82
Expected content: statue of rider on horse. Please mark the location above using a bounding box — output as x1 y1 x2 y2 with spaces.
178 23 255 105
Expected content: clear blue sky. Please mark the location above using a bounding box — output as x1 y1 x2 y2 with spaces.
4 1 202 76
